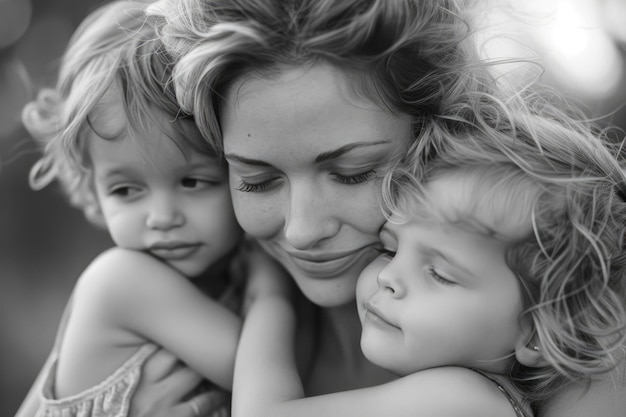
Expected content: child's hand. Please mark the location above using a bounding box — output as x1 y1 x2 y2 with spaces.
242 240 293 314
130 349 228 417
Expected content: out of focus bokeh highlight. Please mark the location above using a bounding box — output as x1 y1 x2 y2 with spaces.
1 0 625 415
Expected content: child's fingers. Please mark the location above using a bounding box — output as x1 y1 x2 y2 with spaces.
155 363 205 402
183 389 230 417
140 348 182 382
129 349 206 417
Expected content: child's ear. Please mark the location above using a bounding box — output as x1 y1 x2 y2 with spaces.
514 318 548 368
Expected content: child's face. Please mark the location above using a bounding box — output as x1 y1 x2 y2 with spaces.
356 173 530 376
89 115 242 278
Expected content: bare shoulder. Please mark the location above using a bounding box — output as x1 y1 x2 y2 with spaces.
388 367 520 417
539 357 626 417
73 248 172 307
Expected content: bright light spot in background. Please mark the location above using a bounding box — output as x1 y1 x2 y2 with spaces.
0 0 32 49
603 0 626 44
535 0 623 100
548 2 588 55
481 0 623 101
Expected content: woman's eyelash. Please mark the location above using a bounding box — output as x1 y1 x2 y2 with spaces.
236 170 377 192
332 170 377 185
236 178 278 193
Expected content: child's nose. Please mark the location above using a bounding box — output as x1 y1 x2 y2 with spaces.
376 257 406 298
146 196 184 230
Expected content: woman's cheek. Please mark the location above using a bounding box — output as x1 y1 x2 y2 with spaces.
356 256 385 302
231 192 282 239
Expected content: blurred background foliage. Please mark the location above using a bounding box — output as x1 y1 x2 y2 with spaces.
1 0 625 415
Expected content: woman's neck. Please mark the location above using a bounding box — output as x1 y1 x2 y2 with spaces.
193 249 241 299
320 303 364 365
303 301 396 395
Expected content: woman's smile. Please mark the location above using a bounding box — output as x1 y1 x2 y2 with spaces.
284 244 380 279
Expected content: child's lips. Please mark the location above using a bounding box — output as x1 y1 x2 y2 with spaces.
363 302 400 330
149 242 201 260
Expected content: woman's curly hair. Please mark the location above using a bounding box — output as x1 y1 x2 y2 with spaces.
147 0 490 151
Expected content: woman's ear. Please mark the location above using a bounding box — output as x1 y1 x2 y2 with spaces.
514 318 548 367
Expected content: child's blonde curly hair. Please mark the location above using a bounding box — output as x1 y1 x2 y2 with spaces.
385 87 626 402
24 1 218 226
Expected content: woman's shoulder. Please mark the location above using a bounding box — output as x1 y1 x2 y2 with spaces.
538 356 626 417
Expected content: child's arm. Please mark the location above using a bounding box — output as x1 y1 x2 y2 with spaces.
232 298 520 417
57 247 240 396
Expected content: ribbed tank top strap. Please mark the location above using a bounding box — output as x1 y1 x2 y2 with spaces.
471 369 534 417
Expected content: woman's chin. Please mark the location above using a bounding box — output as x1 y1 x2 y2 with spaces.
291 272 359 308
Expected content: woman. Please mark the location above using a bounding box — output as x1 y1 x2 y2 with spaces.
149 0 481 399
147 0 626 416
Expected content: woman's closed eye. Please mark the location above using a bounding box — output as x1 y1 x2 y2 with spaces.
236 177 281 193
331 170 377 185
234 168 378 193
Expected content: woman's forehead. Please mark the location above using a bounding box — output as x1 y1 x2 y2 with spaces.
221 64 412 158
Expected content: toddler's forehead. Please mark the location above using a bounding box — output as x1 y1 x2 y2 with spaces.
415 171 534 242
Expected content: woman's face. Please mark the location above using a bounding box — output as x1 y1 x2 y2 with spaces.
222 64 412 307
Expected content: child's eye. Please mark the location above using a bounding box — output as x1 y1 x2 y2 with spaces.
427 266 456 286
331 170 377 185
181 177 221 189
109 185 141 198
375 247 396 258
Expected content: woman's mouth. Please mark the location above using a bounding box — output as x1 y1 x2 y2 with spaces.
284 245 378 279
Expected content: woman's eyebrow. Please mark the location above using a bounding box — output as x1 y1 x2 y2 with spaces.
224 153 272 166
314 140 392 163
225 140 391 166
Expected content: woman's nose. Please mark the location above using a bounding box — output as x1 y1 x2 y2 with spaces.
283 182 340 250
146 194 185 230
376 257 406 298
